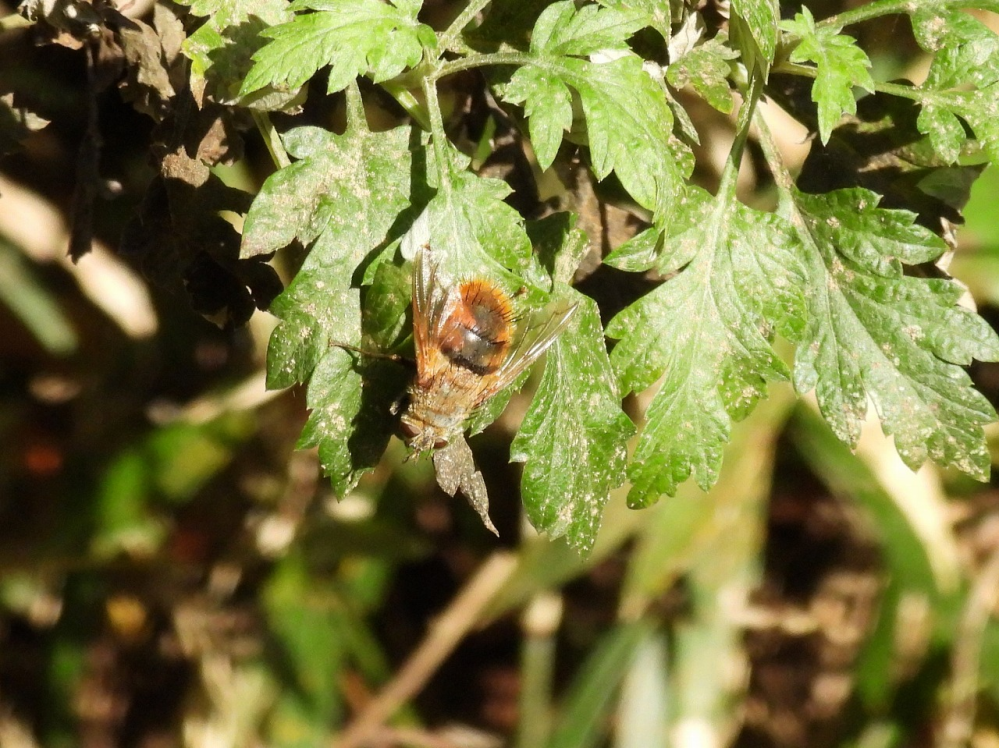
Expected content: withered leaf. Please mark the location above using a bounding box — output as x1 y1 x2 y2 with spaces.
432 439 498 536
114 13 176 121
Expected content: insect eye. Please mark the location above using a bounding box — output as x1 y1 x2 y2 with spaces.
400 420 419 440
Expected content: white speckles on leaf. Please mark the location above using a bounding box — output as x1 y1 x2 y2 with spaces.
513 292 633 552
792 187 999 481
251 125 415 494
608 187 805 504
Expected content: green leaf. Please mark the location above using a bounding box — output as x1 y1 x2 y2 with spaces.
603 226 661 272
464 0 552 50
500 0 689 213
511 291 635 554
607 187 806 507
263 551 347 741
91 449 164 559
779 8 875 143
502 65 572 171
530 0 644 55
666 35 738 114
181 0 289 41
596 0 672 40
728 0 778 78
180 0 294 108
245 124 416 495
909 4 999 162
242 125 416 261
240 0 432 97
922 84 999 163
789 187 999 480
407 148 535 287
148 418 251 502
914 2 999 92
917 105 967 164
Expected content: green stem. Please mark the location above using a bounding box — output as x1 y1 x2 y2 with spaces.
820 0 926 28
772 61 928 103
752 103 814 239
752 105 796 197
381 82 431 130
251 110 290 169
871 79 931 102
437 0 493 53
344 79 366 134
433 51 534 81
421 76 451 191
718 72 765 199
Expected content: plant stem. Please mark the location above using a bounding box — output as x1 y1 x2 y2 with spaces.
437 0 493 53
421 76 451 191
516 593 562 748
381 82 431 130
772 61 929 104
939 544 999 748
820 0 922 29
333 553 518 748
251 110 290 170
718 71 764 199
751 107 796 196
433 51 534 81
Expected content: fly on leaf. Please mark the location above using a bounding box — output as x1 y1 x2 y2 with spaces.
398 245 577 532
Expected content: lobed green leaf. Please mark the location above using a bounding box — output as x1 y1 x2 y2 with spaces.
500 1 689 214
512 291 635 553
607 187 806 506
789 187 999 480
666 36 738 114
530 0 645 56
779 8 874 143
728 0 778 77
178 0 293 96
911 2 999 162
595 0 672 39
240 0 431 97
246 124 416 494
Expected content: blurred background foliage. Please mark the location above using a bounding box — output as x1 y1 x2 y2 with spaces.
2 0 999 747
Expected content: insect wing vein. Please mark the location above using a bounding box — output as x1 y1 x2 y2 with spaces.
476 299 578 401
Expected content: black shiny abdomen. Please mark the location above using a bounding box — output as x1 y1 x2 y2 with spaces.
444 325 504 374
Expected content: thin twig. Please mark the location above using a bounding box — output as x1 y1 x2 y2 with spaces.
334 552 518 748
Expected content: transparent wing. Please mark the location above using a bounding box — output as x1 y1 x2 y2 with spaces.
411 244 450 364
475 297 578 401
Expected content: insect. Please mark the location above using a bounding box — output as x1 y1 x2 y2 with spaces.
399 245 578 532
